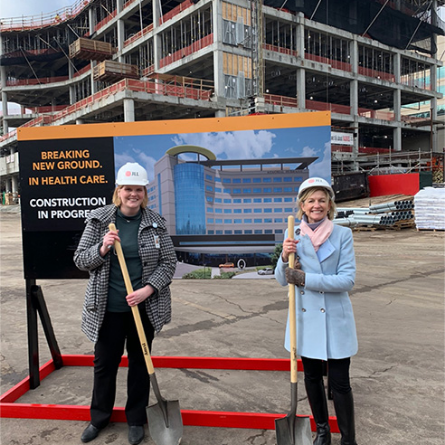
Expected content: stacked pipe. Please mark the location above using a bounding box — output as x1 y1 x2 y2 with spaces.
368 199 414 213
334 199 414 229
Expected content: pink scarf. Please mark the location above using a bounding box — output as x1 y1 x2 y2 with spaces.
299 218 334 252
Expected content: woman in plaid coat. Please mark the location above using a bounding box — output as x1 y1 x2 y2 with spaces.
74 162 177 445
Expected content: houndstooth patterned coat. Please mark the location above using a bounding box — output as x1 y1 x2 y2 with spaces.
74 204 177 343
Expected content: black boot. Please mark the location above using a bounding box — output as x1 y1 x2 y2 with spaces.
305 379 331 445
332 389 357 445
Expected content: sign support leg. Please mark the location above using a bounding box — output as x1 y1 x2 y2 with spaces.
26 280 63 389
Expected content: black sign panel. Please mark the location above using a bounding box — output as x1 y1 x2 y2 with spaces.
19 138 115 279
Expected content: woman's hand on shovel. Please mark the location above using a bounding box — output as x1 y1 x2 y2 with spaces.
285 267 306 288
281 237 300 263
126 284 155 307
100 228 121 257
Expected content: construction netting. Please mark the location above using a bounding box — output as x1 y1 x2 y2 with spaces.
266 0 445 55
0 47 68 66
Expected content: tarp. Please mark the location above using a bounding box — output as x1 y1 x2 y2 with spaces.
0 47 67 66
266 0 444 55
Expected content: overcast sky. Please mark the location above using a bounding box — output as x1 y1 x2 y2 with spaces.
2 1 74 19
2 1 445 19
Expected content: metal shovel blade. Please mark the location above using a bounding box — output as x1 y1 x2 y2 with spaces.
147 399 183 445
275 414 312 445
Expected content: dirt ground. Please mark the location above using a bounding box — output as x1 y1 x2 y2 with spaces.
1 205 444 445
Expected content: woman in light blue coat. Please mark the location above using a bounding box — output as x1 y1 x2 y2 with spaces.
275 177 358 445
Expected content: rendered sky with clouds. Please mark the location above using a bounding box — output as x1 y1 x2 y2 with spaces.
113 125 332 184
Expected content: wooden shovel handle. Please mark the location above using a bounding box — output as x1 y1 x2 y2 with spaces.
287 216 298 384
108 223 155 376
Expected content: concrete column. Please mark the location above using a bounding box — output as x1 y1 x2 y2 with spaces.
296 20 305 58
350 79 358 116
393 127 402 153
430 101 438 153
350 38 358 74
69 74 75 103
296 21 305 108
349 78 359 170
393 88 401 122
91 61 97 94
153 0 162 71
117 0 123 13
117 19 125 62
213 50 226 99
296 69 305 109
393 52 400 84
68 61 74 80
348 38 359 171
11 175 18 194
76 119 84 125
5 177 12 193
393 88 401 151
349 122 359 171
89 8 94 35
212 0 225 98
124 98 135 122
349 37 358 166
215 110 226 117
0 66 8 133
153 0 161 27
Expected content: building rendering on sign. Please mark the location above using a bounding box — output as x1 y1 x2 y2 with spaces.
146 145 316 236
1 0 444 196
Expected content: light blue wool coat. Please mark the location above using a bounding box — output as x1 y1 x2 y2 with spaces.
275 224 358 361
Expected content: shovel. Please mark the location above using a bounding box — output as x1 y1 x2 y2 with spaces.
109 223 183 445
275 216 312 445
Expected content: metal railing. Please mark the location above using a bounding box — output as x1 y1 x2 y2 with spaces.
0 0 92 31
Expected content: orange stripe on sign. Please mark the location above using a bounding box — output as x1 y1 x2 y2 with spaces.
18 112 331 141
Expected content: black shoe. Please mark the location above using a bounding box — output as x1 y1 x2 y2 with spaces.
128 425 144 445
314 422 331 445
81 424 102 443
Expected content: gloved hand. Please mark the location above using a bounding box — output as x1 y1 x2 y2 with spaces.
285 267 306 287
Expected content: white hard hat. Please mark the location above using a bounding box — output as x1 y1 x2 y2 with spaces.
298 177 335 200
116 162 149 186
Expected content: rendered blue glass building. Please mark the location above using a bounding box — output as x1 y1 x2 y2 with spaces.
147 146 318 238
174 163 206 234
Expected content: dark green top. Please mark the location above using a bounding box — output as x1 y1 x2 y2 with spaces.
107 209 143 312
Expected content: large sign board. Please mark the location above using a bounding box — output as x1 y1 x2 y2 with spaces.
18 112 331 279
19 137 115 278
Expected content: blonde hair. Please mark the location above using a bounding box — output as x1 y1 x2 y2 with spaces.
112 185 148 209
296 187 336 221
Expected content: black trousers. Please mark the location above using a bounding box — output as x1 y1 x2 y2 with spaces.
90 306 155 428
301 356 352 394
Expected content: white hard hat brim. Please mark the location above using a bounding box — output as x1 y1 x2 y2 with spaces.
116 179 149 186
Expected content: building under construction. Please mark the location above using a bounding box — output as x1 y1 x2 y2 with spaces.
1 0 444 196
